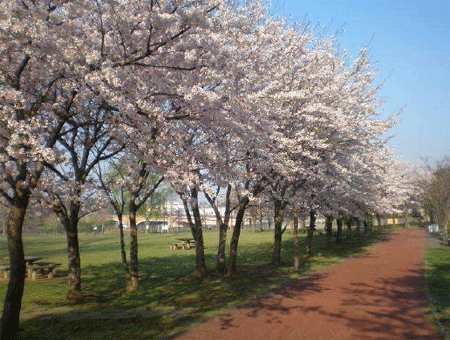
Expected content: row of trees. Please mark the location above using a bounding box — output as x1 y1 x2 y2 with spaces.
0 1 418 339
419 157 450 238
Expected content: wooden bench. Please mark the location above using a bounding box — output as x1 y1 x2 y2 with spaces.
182 241 195 250
169 241 196 250
0 265 10 279
28 262 61 280
169 242 183 250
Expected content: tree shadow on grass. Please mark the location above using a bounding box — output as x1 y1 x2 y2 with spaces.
18 253 300 340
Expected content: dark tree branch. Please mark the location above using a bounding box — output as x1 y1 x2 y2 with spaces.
11 54 30 90
134 63 198 71
112 26 191 67
135 176 164 210
0 188 13 205
44 161 69 182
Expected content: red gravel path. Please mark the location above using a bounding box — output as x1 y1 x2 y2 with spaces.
174 228 439 340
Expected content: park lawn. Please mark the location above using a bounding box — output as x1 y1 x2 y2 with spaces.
424 241 450 337
0 229 389 340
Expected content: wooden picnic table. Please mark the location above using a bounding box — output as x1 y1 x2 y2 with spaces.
169 238 196 250
28 262 61 280
1 255 43 280
178 238 196 249
24 256 44 265
1 255 43 266
1 255 60 280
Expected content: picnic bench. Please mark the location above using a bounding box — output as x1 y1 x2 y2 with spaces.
0 262 61 280
169 238 196 250
169 242 183 250
27 262 61 280
1 255 44 279
0 255 60 280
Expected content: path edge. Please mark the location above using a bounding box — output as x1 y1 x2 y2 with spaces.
423 244 450 340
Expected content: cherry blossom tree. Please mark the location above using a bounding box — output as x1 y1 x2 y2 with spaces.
124 161 164 291
97 154 164 292
257 31 403 260
40 105 123 300
0 0 255 335
0 1 85 336
141 1 281 276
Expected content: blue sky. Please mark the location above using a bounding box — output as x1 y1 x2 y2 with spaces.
274 0 449 164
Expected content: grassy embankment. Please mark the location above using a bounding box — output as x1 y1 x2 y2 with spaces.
1 228 390 340
424 235 450 338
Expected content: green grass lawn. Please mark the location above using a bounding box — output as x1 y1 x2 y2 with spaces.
424 240 450 337
0 229 389 340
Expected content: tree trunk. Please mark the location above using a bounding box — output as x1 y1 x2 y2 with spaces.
181 194 206 278
117 213 128 267
272 200 285 265
293 212 300 271
127 202 139 292
364 215 369 238
215 184 231 273
52 197 83 302
336 216 343 243
217 223 228 273
228 197 249 276
0 201 28 340
191 222 207 278
0 155 45 339
428 211 435 225
304 209 316 257
190 188 207 278
325 215 333 245
376 214 382 231
117 213 130 282
403 210 409 228
345 216 352 237
64 203 82 302
355 217 361 234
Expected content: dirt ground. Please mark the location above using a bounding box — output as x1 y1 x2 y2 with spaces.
172 228 440 340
